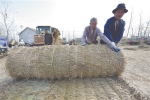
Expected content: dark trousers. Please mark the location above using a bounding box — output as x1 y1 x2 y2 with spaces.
100 39 106 44
45 34 53 45
86 40 98 44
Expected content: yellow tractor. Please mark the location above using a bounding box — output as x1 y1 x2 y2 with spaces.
34 26 63 45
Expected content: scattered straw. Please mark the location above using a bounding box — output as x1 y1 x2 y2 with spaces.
0 77 136 100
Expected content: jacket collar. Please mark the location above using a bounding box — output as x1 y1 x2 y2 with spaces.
111 17 124 24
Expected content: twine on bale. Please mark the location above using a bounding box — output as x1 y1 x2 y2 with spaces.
6 45 125 79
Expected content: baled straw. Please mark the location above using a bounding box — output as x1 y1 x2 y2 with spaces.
6 45 125 79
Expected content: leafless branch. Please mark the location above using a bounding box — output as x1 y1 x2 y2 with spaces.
0 1 14 41
127 9 134 37
137 12 143 36
143 20 150 36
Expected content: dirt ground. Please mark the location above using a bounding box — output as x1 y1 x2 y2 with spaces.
0 45 150 100
0 57 12 87
120 45 150 99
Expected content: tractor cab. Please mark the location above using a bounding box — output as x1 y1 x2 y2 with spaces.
36 26 51 34
34 26 53 45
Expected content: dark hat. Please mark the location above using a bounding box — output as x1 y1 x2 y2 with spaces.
112 3 128 14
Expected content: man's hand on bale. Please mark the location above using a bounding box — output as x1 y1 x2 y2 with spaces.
108 42 120 52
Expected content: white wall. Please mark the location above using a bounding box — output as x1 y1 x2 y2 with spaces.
19 28 36 43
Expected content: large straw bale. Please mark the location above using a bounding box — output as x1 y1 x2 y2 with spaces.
6 45 125 79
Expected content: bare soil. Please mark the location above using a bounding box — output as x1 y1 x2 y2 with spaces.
120 45 150 99
0 57 12 87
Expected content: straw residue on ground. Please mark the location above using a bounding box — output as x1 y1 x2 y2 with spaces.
0 77 135 100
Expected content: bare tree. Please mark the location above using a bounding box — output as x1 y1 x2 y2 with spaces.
140 26 144 36
73 31 75 39
148 28 150 38
0 25 2 35
131 27 134 37
0 29 2 35
137 12 143 36
0 1 14 41
143 20 150 36
68 31 70 41
127 9 134 37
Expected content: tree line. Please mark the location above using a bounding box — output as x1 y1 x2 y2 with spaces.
126 9 150 38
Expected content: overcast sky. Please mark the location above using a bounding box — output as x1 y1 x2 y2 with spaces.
2 0 150 38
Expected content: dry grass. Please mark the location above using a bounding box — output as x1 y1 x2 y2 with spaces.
53 28 63 44
0 77 135 100
6 45 125 79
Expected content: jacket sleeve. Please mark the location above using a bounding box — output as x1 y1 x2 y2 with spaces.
81 27 87 44
97 29 111 44
114 21 125 43
104 19 114 42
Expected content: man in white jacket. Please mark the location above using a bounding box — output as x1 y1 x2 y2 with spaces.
81 17 120 52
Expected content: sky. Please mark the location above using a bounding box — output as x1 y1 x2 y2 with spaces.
1 0 150 38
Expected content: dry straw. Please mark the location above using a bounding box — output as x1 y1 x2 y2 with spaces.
0 77 136 100
53 28 63 45
6 45 125 79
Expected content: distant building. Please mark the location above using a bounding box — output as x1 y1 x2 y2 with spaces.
19 27 36 43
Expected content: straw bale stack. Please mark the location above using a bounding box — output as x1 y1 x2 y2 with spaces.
52 28 62 44
6 45 125 79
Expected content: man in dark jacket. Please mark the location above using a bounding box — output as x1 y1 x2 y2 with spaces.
100 3 128 45
45 29 53 45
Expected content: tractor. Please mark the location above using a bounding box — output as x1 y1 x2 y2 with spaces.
34 26 62 45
